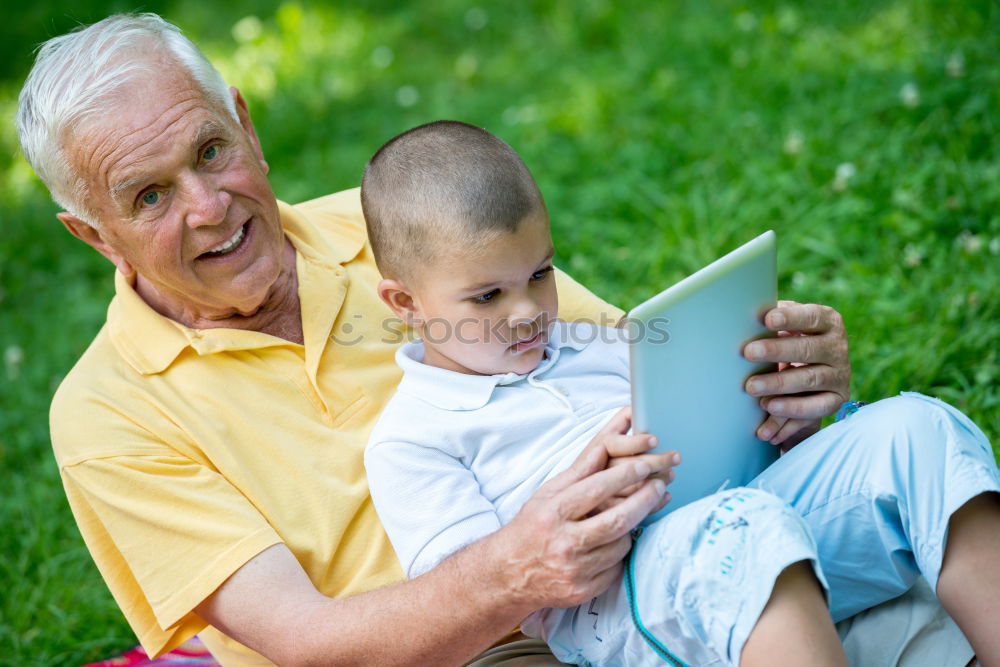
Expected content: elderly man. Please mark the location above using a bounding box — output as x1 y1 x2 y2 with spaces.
18 13 999 667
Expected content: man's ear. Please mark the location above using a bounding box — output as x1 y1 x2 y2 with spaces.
377 278 423 327
230 86 269 174
57 212 134 277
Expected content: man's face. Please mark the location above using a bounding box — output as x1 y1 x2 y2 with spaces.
64 63 288 323
407 211 559 376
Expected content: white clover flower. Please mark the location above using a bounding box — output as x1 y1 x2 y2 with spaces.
4 345 23 380
903 243 924 267
957 230 983 254
502 105 539 126
371 46 394 69
232 16 263 43
395 85 419 107
783 131 804 155
455 53 478 79
947 51 966 78
990 237 1000 255
465 7 488 30
777 7 801 33
832 162 857 191
900 82 920 108
736 11 757 31
892 188 914 208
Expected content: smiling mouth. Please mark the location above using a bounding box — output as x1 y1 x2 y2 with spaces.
201 222 248 258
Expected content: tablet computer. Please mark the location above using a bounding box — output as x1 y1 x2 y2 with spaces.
627 230 778 524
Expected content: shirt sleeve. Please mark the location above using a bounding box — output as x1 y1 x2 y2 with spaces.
60 453 282 658
554 268 625 325
365 440 502 578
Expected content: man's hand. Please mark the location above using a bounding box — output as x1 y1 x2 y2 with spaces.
496 407 670 610
743 301 851 449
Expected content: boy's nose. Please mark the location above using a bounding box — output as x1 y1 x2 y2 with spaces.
510 311 541 340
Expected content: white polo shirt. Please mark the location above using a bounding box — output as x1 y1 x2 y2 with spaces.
365 320 632 578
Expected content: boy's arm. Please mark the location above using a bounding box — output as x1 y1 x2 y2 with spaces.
197 424 667 666
365 439 502 578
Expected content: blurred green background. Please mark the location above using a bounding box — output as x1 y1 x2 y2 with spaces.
1 1 998 663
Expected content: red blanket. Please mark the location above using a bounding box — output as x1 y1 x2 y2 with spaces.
81 637 218 666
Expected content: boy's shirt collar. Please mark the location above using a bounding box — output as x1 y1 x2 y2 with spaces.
395 320 588 411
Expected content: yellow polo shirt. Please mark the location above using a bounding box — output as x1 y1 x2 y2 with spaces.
50 188 624 665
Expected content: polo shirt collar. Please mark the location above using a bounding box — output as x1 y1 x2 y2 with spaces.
394 321 587 411
106 199 366 376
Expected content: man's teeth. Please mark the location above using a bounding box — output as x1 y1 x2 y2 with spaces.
206 225 245 255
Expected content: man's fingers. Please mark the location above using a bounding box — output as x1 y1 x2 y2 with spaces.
770 418 812 446
553 459 657 522
764 302 844 336
746 364 848 401
543 445 609 494
577 477 666 543
745 331 841 365
611 466 676 499
579 540 632 598
761 391 843 420
756 415 788 442
757 414 815 444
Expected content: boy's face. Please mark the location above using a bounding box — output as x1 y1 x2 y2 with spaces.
405 210 558 376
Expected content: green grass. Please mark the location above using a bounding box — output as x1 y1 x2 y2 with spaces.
1 1 998 664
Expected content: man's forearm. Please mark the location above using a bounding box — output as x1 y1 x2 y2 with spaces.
299 539 536 666
197 540 536 667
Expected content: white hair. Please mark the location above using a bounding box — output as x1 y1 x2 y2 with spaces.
15 13 238 227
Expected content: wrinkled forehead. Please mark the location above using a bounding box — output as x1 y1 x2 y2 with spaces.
65 65 229 189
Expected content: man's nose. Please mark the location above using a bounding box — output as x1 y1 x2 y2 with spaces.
180 172 231 228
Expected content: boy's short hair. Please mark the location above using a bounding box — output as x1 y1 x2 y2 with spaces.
361 120 545 280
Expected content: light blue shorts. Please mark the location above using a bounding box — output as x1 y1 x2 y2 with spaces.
751 392 999 622
532 393 999 666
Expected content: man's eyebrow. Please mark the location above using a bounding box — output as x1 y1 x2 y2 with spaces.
108 120 231 204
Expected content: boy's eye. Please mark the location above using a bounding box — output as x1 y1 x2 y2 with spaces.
472 289 500 305
531 266 554 281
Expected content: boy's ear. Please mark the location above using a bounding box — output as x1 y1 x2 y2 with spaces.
57 212 135 277
377 278 422 327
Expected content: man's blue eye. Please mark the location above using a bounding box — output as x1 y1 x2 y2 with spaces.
141 191 160 206
203 144 219 161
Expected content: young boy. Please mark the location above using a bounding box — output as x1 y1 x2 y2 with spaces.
361 121 1000 666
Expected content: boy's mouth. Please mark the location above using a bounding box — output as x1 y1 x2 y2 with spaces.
508 330 545 353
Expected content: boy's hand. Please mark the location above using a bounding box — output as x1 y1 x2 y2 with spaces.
743 301 850 449
594 407 679 514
